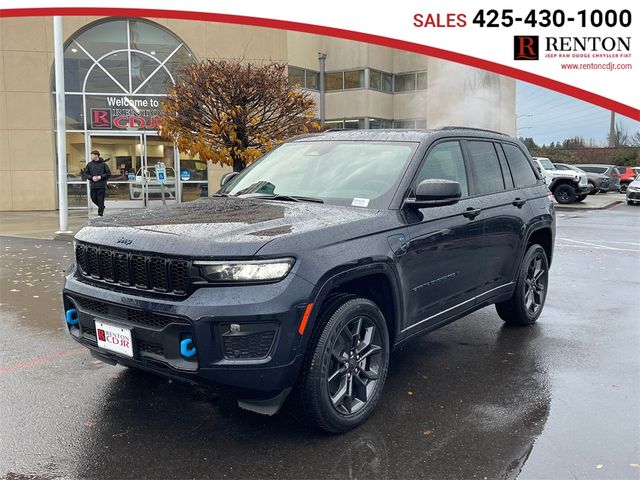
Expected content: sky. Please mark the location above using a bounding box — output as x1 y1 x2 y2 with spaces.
515 81 639 147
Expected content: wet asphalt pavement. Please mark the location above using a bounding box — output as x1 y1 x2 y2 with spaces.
1 203 639 480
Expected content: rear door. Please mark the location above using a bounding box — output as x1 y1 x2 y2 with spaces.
463 140 529 302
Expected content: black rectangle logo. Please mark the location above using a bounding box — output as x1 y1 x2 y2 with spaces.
514 36 539 60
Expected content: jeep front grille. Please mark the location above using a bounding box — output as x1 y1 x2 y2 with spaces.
75 242 190 296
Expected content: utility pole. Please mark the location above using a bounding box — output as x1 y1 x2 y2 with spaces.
608 111 616 147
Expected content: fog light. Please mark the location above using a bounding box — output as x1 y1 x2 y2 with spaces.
230 323 241 333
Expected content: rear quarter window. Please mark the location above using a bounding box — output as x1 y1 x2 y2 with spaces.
501 144 538 187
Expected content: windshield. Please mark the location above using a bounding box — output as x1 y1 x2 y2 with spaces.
220 141 418 208
538 158 556 170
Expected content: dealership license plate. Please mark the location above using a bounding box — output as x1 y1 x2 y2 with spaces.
95 320 133 357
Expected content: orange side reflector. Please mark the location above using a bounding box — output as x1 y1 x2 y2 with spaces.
298 303 314 336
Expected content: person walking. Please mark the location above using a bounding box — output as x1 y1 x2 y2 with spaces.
84 149 111 216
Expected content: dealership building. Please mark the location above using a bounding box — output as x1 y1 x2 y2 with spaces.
0 16 515 212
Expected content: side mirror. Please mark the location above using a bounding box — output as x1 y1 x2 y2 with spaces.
220 171 240 188
404 179 461 208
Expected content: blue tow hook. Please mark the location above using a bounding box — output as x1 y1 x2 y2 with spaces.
65 308 79 326
180 338 196 358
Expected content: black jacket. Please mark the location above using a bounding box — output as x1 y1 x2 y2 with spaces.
83 158 111 190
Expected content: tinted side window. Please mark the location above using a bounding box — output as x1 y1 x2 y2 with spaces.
466 141 505 195
502 144 538 187
581 166 606 174
415 141 468 197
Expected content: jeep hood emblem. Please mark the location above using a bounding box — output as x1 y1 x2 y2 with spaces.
117 236 133 245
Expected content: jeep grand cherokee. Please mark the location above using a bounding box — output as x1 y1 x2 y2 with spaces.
63 128 555 432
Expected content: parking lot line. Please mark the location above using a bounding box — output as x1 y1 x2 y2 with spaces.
0 347 84 376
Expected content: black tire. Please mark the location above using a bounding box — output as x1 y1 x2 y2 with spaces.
588 181 597 194
300 296 390 433
496 244 549 326
576 194 587 202
553 184 578 204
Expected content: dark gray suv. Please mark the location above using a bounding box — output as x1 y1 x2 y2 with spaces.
63 128 555 432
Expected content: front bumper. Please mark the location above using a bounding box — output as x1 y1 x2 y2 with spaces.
626 190 640 202
63 267 315 395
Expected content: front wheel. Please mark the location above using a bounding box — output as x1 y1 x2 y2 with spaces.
496 244 549 326
553 184 578 204
300 296 390 433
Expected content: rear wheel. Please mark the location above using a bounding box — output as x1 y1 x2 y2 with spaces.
588 181 597 194
300 296 390 433
496 244 549 326
553 184 578 204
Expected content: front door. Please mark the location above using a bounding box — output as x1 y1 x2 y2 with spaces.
398 140 484 334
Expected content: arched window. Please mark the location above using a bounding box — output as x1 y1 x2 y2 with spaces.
53 18 195 131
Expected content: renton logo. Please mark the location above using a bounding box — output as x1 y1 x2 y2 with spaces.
97 329 106 341
514 36 539 60
91 108 111 128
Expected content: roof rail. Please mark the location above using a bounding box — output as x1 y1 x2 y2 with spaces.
436 126 509 137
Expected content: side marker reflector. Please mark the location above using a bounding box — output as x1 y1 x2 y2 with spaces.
298 303 314 336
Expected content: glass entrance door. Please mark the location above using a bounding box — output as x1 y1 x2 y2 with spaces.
143 134 177 207
89 134 144 210
88 133 177 211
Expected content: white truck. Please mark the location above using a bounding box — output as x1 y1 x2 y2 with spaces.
532 157 591 204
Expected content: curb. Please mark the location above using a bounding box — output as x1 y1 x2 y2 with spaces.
554 200 622 210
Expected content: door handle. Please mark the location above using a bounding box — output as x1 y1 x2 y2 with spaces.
462 207 481 220
512 197 526 208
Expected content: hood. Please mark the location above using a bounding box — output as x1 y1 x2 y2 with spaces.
75 197 385 257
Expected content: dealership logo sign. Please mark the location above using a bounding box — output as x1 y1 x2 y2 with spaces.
90 97 163 130
91 108 161 130
514 36 539 60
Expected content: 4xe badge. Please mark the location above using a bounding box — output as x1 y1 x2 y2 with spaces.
514 36 539 60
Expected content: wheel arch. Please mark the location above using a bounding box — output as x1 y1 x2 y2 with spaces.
525 225 554 267
305 263 403 349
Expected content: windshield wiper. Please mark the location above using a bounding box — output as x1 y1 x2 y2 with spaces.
246 194 324 204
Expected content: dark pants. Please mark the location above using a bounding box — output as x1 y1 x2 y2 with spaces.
90 188 106 215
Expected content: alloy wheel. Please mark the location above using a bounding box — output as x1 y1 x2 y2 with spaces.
327 316 383 415
524 253 547 316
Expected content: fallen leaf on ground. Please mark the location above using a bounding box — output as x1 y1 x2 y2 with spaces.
422 429 433 436
596 464 603 469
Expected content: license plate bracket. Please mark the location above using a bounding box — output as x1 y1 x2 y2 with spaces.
95 320 134 357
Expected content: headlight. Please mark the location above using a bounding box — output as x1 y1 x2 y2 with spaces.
194 258 294 282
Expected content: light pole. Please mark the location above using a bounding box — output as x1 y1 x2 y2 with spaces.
318 52 327 127
516 114 534 136
53 16 72 238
